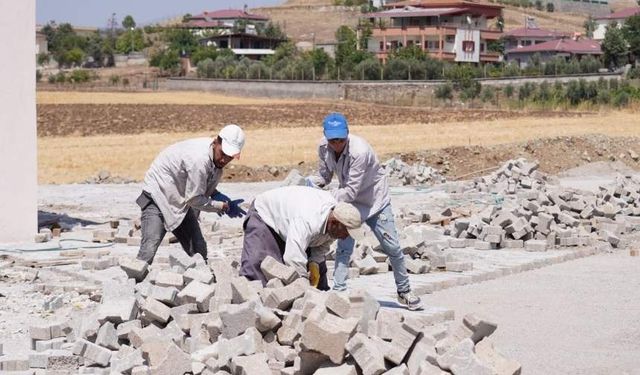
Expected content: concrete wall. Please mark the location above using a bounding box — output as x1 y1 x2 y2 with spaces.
168 73 622 105
0 1 37 242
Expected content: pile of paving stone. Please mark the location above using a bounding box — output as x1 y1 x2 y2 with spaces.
445 161 640 251
0 248 521 374
382 158 447 187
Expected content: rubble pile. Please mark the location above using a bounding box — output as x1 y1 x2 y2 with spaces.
472 159 548 194
0 248 521 374
382 158 447 186
447 166 640 251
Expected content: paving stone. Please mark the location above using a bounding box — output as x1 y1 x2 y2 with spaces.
149 285 179 306
300 316 353 364
184 268 214 285
34 337 66 352
353 254 379 275
46 349 81 371
119 257 149 281
95 322 120 350
276 310 303 346
314 363 358 375
384 364 410 375
219 300 258 338
97 295 137 325
148 341 192 375
347 289 380 335
131 365 151 375
168 248 196 270
263 278 309 310
445 261 473 272
141 297 171 324
217 327 263 366
463 313 498 343
155 271 184 289
260 256 299 285
116 320 141 340
406 333 438 375
30 322 65 341
405 257 430 274
345 333 386 375
177 280 215 312
0 354 30 371
436 338 493 375
73 339 112 367
475 338 522 375
325 291 351 318
230 352 271 375
230 276 260 304
111 347 145 374
525 240 547 252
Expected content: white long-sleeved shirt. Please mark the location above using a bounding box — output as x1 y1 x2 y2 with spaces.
308 134 390 220
143 138 224 231
253 186 336 277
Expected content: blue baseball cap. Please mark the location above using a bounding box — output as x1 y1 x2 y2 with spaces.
323 112 349 140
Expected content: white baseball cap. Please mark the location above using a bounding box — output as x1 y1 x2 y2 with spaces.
219 124 245 158
332 202 365 241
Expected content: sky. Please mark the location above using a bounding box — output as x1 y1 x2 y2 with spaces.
36 0 282 28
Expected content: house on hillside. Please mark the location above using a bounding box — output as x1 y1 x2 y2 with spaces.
504 37 602 67
182 8 285 59
593 6 640 40
363 1 504 64
503 26 570 51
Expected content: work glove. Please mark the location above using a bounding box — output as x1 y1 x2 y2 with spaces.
211 192 246 218
227 199 246 219
308 261 320 288
304 177 320 189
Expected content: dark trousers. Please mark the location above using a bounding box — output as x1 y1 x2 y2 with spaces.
136 192 207 264
239 206 328 290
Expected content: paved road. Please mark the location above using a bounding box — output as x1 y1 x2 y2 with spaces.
422 251 640 375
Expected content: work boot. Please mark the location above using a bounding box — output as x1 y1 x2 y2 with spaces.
397 290 423 311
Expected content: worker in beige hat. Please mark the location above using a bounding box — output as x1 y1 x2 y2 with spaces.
136 124 246 264
239 185 363 288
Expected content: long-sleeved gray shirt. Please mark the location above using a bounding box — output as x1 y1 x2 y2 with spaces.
142 138 225 232
309 134 390 220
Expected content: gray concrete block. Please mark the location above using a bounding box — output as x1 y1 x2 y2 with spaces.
325 291 351 318
183 268 214 285
436 338 493 375
168 248 196 270
260 256 299 285
95 321 120 350
230 352 271 375
119 257 149 281
263 278 308 310
463 313 498 344
73 339 112 367
346 333 386 375
154 271 184 289
315 363 358 375
177 280 215 312
111 347 145 374
150 285 179 306
117 320 141 340
475 338 522 375
219 300 258 339
141 297 171 324
276 311 303 346
301 317 352 364
230 276 260 304
445 261 473 272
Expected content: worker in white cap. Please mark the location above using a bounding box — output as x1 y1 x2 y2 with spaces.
136 124 246 264
306 112 423 310
239 185 363 288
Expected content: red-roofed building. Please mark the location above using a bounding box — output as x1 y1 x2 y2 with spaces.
503 26 570 51
593 7 640 40
505 37 602 67
182 8 284 60
363 1 504 63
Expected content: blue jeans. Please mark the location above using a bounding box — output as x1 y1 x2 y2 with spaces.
333 203 411 293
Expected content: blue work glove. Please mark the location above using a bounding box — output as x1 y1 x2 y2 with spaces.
227 199 246 218
211 191 231 217
304 177 319 189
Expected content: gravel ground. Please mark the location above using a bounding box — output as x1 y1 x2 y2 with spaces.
422 251 640 375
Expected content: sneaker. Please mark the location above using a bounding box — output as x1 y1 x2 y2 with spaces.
397 290 423 311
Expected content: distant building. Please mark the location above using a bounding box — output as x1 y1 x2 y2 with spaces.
364 0 504 64
503 26 570 51
36 31 47 55
505 37 602 68
182 8 284 60
593 6 640 40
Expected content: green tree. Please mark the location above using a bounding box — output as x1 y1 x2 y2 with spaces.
623 15 640 62
164 28 199 56
304 48 332 78
262 22 286 39
191 46 219 66
122 15 136 30
115 29 146 54
546 2 554 12
150 49 181 75
335 25 358 67
535 0 543 10
182 13 192 23
64 47 85 67
354 58 382 80
583 16 597 38
391 45 427 61
602 22 628 69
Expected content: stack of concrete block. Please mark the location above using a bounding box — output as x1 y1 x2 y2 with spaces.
1 251 522 374
382 158 447 186
473 158 545 195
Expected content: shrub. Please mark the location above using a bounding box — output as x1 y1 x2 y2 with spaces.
36 70 42 82
354 58 383 80
434 83 453 100
122 78 130 87
68 69 91 83
546 2 554 12
518 82 536 101
197 58 216 78
47 74 56 84
504 84 515 98
612 91 630 107
480 86 495 102
55 72 66 83
460 81 482 101
384 58 411 80
110 75 120 85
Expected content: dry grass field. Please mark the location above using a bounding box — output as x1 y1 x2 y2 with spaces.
38 107 640 184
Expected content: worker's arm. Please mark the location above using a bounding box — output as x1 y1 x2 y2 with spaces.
307 146 333 188
184 167 227 213
332 152 367 203
282 219 314 278
308 243 330 264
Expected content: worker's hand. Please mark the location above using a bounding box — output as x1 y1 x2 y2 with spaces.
308 261 320 288
227 199 246 218
304 177 319 189
211 191 231 203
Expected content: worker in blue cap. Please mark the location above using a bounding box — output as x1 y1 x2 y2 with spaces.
306 112 423 310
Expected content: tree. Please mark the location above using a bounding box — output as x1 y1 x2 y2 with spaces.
115 29 145 54
546 2 554 12
623 15 640 62
535 0 543 11
335 25 358 67
164 28 199 56
391 45 427 61
262 22 286 39
602 22 628 69
584 16 597 38
122 15 136 30
182 13 192 23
